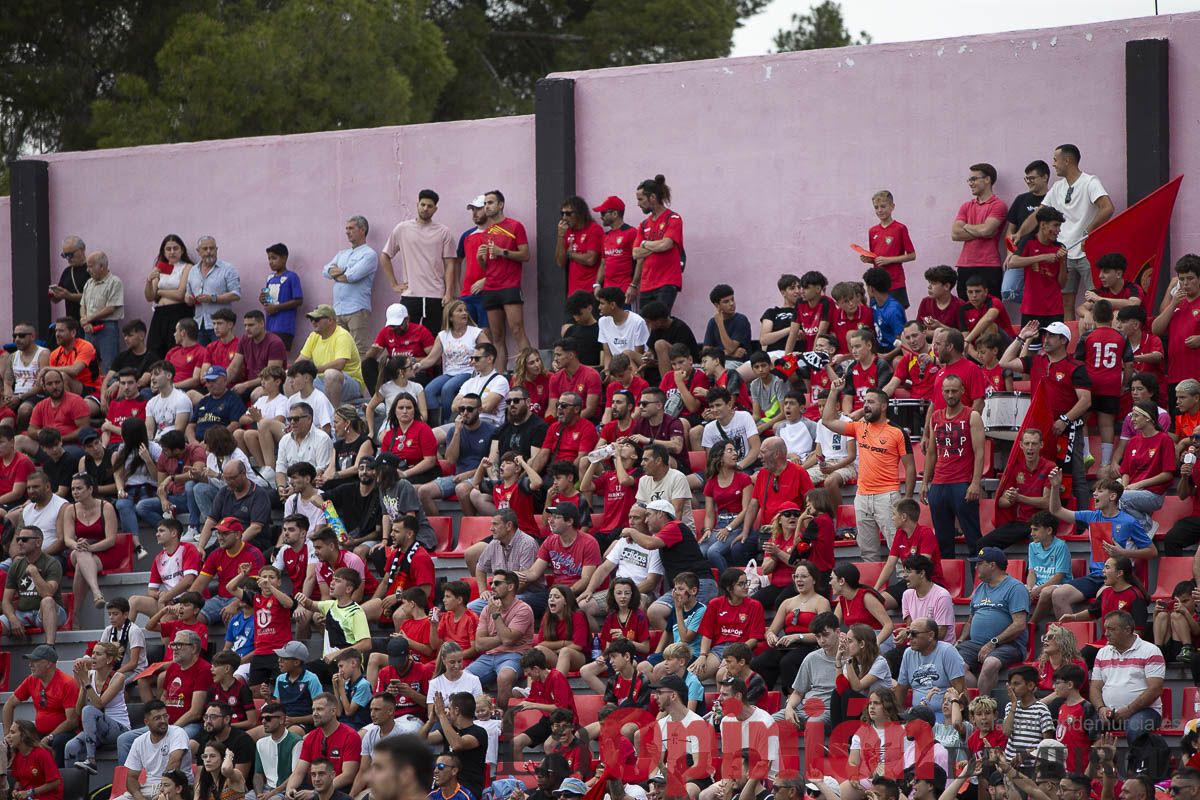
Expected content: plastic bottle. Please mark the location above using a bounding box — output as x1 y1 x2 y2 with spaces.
591 633 602 660
324 500 350 545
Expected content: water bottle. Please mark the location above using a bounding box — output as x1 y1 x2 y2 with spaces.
324 500 350 545
591 633 602 660
586 444 615 464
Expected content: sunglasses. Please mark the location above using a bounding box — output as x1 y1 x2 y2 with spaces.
286 416 308 423
1064 186 1076 204
469 355 485 361
506 398 525 404
456 407 479 414
435 764 451 771
780 511 802 518
13 332 31 338
16 536 38 543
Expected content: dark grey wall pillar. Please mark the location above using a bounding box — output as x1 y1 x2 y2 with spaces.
534 77 576 345
9 160 52 337
1125 39 1171 306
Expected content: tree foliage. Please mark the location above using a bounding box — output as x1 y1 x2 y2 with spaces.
773 0 871 53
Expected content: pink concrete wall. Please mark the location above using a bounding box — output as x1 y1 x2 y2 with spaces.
562 12 1200 333
0 198 11 340
39 116 537 351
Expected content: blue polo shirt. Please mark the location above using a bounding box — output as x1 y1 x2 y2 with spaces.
264 270 303 335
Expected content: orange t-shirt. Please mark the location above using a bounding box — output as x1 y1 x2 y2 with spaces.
843 419 910 495
49 340 99 389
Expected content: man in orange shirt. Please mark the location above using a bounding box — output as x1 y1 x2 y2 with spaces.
48 317 100 398
821 381 915 562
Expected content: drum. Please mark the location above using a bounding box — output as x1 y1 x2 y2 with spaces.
983 391 1031 439
887 399 929 442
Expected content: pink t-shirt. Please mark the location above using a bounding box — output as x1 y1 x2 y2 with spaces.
901 584 956 644
954 195 1008 268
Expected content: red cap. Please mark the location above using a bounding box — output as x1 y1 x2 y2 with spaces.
592 195 625 213
774 502 803 515
214 516 245 533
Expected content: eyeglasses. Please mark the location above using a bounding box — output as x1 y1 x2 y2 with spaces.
261 714 283 721
469 355 485 361
967 176 984 184
780 511 802 518
16 536 38 543
168 642 194 649
1064 185 1077 204
734 579 749 587
1024 175 1040 184
560 211 572 217
559 401 580 407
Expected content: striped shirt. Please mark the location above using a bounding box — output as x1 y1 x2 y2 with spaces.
1093 635 1167 715
1003 700 1054 758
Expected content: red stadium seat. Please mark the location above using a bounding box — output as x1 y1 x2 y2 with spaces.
428 516 454 553
942 560 969 604
511 709 541 743
836 505 857 529
954 622 965 642
847 696 867 718
693 509 706 532
981 439 995 479
441 517 492 558
917 503 933 529
852 561 885 589
461 576 482 601
1180 687 1200 722
1070 558 1089 579
65 533 134 575
24 592 74 635
649 629 664 652
1159 687 1182 735
1005 561 1028 583
1151 557 1194 601
1012 380 1031 393
576 694 607 727
1154 496 1192 534
759 690 782 714
688 451 707 474
979 499 996 533
0 652 9 691
1056 621 1097 648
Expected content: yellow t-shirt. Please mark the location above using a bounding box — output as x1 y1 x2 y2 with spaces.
299 326 364 386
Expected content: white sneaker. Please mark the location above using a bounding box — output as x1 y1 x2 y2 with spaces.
181 527 199 543
1148 520 1160 538
258 465 278 488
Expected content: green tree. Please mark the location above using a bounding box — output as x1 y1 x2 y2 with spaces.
773 0 870 53
90 0 454 147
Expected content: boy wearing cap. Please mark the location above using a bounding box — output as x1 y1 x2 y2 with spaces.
594 196 636 295
556 196 605 296
270 641 324 730
371 637 432 731
187 366 245 444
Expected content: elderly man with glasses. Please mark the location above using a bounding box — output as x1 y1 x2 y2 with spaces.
894 616 967 723
50 235 91 321
275 402 334 493
533 391 599 473
1090 609 1165 753
116 629 212 765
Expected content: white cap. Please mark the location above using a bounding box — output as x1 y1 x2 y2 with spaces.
385 303 409 326
645 499 676 518
1042 321 1072 343
467 195 487 209
624 787 648 800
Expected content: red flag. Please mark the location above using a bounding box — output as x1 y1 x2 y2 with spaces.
992 382 1059 527
1084 175 1183 303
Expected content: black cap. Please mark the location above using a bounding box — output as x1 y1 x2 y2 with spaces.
78 427 100 444
651 674 688 700
373 452 402 469
987 771 1006 787
386 636 410 668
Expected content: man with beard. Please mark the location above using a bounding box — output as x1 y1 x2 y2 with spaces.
920 375 985 558
365 734 436 800
456 196 490 326
16 369 91 459
486 386 547 464
533 391 598 472
191 701 255 782
477 190 531 369
381 189 458 332
329 460 384 555
598 388 637 446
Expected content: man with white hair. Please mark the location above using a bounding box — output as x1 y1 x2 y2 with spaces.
79 251 125 369
323 215 380 358
186 236 242 345
50 235 90 322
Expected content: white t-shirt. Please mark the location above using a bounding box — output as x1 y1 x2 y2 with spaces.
776 420 814 459
700 410 758 461
125 725 194 792
149 542 203 592
598 313 650 354
605 539 665 585
288 389 335 432
378 379 426 418
658 710 706 757
460 371 510 426
207 448 266 489
361 721 403 758
147 389 193 441
22 495 68 548
816 415 853 462
477 717 502 764
635 469 694 524
254 393 290 421
284 492 326 532
718 707 779 777
427 672 484 709
439 327 484 375
1042 172 1109 259
273 539 318 576
118 441 163 489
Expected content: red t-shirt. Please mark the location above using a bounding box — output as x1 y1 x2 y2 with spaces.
752 463 814 526
592 469 639 533
605 376 649 408
399 617 432 657
892 351 941 401
165 343 206 384
375 661 432 718
1010 458 1057 522
162 658 214 724
634 209 684 292
843 358 893 411
460 229 486 295
274 543 312 595
794 297 832 351
1076 327 1132 397
437 609 479 654
210 677 255 725
954 195 1008 267
251 593 293 655
480 218 529 291
535 613 591 655
890 524 944 584
493 478 540 537
30 393 91 438
373 324 435 360
1167 294 1200 382
967 728 1008 754
14 671 79 735
105 398 147 445
299 723 362 773
536 533 602 587
1129 332 1166 403
521 373 551 419
868 221 915 289
599 608 650 652
958 296 1013 337
829 304 874 353
0 452 34 497
932 357 988 411
601 225 637 291
381 544 436 601
206 336 240 371
704 472 752 514
525 667 578 720
10 746 61 800
549 364 603 406
598 418 635 444
1056 701 1094 773
803 368 832 421
797 514 835 573
161 618 210 650
316 550 379 598
563 222 605 295
698 596 765 645
199 543 265 598
659 369 709 418
1020 238 1066 316
980 363 1006 395
542 417 599 464
1026 354 1091 417
381 421 438 465
1120 431 1176 494
930 407 976 485
917 295 964 332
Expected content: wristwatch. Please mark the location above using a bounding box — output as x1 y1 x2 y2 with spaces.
989 637 1000 646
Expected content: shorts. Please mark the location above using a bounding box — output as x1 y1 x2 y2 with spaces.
521 715 554 744
0 604 67 631
807 464 858 486
431 475 458 498
201 594 236 624
1092 394 1120 416
481 288 523 310
249 654 281 686
650 578 719 614
1063 257 1093 295
704 643 729 660
313 374 364 403
466 651 523 684
1066 574 1105 600
956 638 1025 671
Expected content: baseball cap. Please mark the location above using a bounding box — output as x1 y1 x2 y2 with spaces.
214 516 245 534
373 452 403 469
592 195 626 214
467 195 487 209
387 636 411 668
24 644 58 662
647 774 667 786
385 303 409 326
554 778 589 797
775 501 803 516
202 365 228 381
969 546 1008 568
78 427 100 444
306 304 337 321
273 640 310 661
651 674 688 700
645 499 676 518
548 503 581 524
1042 321 1072 343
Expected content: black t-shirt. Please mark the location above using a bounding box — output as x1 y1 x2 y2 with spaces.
1006 190 1046 252
82 453 114 490
491 415 548 461
110 347 156 378
760 306 795 349
326 482 382 540
448 723 489 800
58 264 90 322
563 321 602 367
647 317 700 361
36 450 75 494
195 727 257 768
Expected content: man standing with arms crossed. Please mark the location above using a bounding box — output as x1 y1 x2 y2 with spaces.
951 163 1008 300
381 190 458 332
322 216 379 359
822 382 915 562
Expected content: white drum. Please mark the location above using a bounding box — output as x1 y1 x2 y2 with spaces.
887 399 929 442
983 391 1031 439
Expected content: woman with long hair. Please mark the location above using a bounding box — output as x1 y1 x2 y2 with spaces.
426 642 483 721
65 641 131 774
367 354 429 438
511 347 551 418
840 689 904 800
1061 556 1150 668
579 577 650 693
534 585 590 674
795 489 836 575
6 719 62 800
144 234 195 359
751 560 831 692
196 740 247 800
379 393 438 484
112 416 160 553
832 562 893 649
691 567 765 681
321 404 375 491
699 442 752 571
753 502 804 611
1035 623 1088 718
831 623 895 727
416 300 486 422
63 472 119 608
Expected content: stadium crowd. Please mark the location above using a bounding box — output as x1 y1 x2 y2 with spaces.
1 150 1200 800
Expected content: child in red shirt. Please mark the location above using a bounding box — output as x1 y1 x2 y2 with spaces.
1076 300 1134 467
975 333 1012 395
963 695 1007 756
829 281 874 353
433 580 479 660
511 648 578 752
1051 663 1097 773
863 190 917 308
149 591 209 650
394 587 433 660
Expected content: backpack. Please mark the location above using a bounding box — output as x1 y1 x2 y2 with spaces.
1125 731 1170 775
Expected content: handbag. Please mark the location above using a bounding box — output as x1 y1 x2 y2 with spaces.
743 559 771 592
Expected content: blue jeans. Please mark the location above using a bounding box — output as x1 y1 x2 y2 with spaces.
1001 266 1024 303
117 721 202 765
192 482 220 525
425 372 472 419
461 295 487 327
115 486 156 538
65 705 130 762
87 324 121 371
928 482 981 558
698 513 740 571
1119 490 1164 531
1115 708 1161 747
134 489 191 527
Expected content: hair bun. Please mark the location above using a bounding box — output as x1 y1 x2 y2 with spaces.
654 174 666 183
